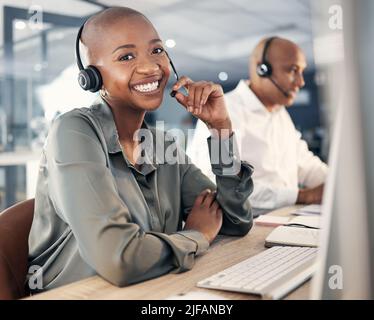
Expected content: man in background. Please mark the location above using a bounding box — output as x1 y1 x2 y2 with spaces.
187 37 328 216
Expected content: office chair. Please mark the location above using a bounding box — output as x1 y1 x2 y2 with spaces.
0 199 34 300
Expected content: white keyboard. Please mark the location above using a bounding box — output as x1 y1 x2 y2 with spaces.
197 246 318 300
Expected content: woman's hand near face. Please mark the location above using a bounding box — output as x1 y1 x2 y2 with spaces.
172 77 232 139
184 189 223 244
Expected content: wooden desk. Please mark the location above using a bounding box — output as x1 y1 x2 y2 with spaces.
27 206 311 300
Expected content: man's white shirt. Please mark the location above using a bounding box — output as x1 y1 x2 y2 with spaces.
187 80 328 211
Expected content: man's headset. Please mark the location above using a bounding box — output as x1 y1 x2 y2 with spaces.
256 37 290 98
75 22 180 96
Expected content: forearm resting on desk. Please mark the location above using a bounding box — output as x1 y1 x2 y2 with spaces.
297 184 324 205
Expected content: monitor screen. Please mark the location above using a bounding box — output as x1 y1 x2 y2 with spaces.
311 0 374 299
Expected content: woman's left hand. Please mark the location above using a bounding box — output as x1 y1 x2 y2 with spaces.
172 76 232 138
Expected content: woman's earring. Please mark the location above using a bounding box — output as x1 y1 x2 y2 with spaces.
100 88 108 98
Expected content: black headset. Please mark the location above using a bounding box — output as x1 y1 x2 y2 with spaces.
256 36 277 78
256 36 290 98
76 24 102 93
75 21 180 96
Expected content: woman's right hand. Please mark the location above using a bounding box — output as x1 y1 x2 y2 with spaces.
172 77 232 139
184 189 223 244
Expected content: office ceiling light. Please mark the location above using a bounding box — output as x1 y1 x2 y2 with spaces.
218 72 228 81
15 20 27 30
165 39 176 48
34 64 43 72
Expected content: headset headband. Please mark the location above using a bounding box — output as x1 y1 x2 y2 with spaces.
262 37 277 64
76 24 85 71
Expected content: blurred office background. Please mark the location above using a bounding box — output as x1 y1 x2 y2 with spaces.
0 0 337 209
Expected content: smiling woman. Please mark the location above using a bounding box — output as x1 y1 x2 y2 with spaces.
27 6 254 293
78 9 170 114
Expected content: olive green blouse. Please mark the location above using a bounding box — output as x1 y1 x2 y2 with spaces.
28 97 254 292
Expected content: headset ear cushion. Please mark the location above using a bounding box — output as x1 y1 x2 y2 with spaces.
78 69 91 91
78 66 103 92
86 66 102 92
257 63 272 78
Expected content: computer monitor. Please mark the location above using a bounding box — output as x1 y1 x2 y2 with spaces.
311 0 374 299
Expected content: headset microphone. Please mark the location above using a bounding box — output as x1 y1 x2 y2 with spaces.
268 77 290 98
165 51 180 98
256 37 290 98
